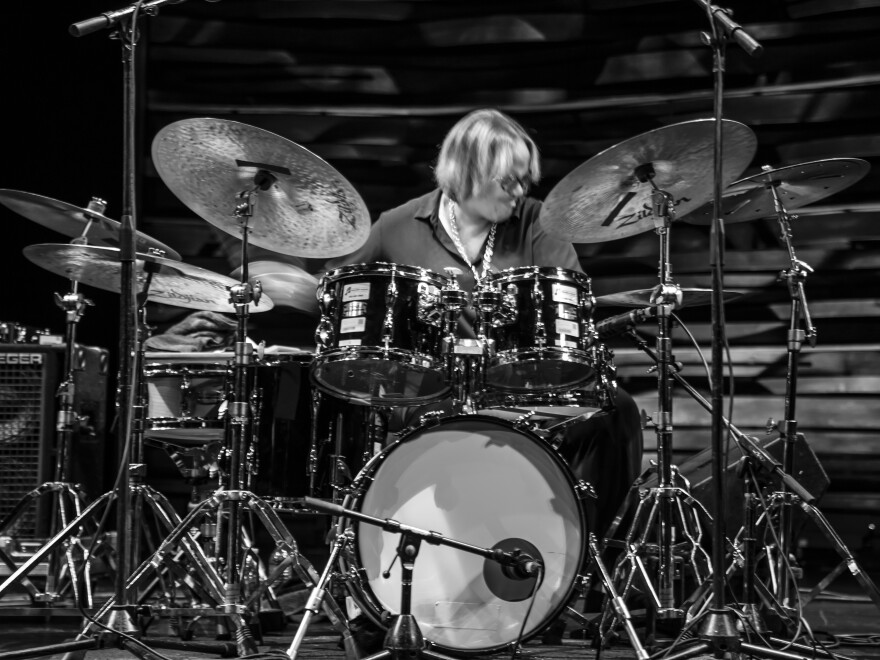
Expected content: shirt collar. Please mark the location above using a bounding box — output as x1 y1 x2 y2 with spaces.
416 189 525 228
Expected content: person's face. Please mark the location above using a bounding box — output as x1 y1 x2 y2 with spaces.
459 141 532 224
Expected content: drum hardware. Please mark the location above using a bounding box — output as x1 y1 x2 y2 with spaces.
287 495 550 660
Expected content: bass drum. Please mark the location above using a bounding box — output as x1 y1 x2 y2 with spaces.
338 415 586 654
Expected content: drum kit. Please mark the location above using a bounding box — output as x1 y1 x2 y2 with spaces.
0 109 877 660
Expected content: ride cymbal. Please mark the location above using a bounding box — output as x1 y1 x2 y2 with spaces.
230 260 319 315
23 244 274 314
596 287 747 308
680 158 871 225
0 189 181 260
152 118 371 258
539 119 757 243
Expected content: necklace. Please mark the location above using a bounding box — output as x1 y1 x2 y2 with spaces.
447 198 496 285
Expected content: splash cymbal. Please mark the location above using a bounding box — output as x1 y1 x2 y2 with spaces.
680 158 871 225
596 287 747 308
0 189 181 260
539 119 757 243
231 260 319 315
23 244 274 314
152 118 371 258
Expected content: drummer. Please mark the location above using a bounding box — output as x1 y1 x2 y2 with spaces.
322 108 644 541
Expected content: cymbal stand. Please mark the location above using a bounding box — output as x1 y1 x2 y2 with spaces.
65 171 359 659
750 176 880 619
0 213 106 609
599 165 713 646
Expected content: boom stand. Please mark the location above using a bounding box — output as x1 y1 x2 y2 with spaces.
287 497 551 660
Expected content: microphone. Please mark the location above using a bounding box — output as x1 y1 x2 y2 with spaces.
503 552 541 579
595 306 655 339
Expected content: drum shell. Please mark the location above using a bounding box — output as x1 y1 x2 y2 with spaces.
312 263 449 406
250 354 380 509
143 353 230 442
485 266 596 392
338 414 587 654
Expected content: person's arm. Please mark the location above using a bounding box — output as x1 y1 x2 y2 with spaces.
528 201 584 273
319 212 386 274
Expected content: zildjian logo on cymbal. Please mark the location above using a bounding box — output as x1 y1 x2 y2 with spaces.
601 193 691 228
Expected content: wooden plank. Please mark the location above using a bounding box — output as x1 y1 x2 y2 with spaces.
756 376 880 395
631 395 880 430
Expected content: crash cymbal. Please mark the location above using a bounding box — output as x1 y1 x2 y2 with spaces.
0 190 181 260
596 287 747 308
539 119 757 243
230 260 319 315
680 158 870 225
23 244 274 314
152 118 371 258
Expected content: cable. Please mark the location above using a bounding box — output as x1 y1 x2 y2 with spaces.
508 565 544 660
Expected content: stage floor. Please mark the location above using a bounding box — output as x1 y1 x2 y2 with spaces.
1 575 879 660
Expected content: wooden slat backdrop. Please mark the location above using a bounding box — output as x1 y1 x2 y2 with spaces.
140 0 880 554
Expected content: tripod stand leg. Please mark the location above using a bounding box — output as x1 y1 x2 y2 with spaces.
796 501 880 611
287 530 359 660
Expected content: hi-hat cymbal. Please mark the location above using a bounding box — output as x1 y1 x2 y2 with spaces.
596 287 747 308
0 189 181 260
680 158 871 225
230 260 319 315
23 244 274 314
539 119 757 243
152 118 371 258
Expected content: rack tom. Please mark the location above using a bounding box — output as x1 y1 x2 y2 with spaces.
484 266 596 392
312 263 449 406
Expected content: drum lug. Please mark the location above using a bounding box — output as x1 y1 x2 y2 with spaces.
575 480 598 500
417 410 447 428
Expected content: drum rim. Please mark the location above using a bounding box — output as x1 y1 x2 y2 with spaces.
322 261 446 284
337 413 588 654
488 265 593 288
310 350 452 406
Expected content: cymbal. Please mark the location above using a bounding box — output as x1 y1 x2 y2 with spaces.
596 287 748 308
0 189 182 260
152 118 371 258
23 244 274 314
539 119 757 243
680 158 871 225
230 260 319 315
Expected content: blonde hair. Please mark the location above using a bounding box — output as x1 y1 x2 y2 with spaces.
434 109 540 202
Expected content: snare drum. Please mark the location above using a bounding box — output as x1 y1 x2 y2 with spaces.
485 266 595 392
339 415 586 654
312 263 449 406
143 352 230 442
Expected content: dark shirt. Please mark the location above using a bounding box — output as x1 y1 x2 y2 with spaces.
324 189 582 291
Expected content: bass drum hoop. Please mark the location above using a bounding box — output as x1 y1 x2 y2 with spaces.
337 414 587 655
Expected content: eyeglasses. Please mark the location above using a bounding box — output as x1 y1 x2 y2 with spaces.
495 174 530 196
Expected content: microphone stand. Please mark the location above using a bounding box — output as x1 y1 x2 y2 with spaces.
286 497 543 660
655 5 823 658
